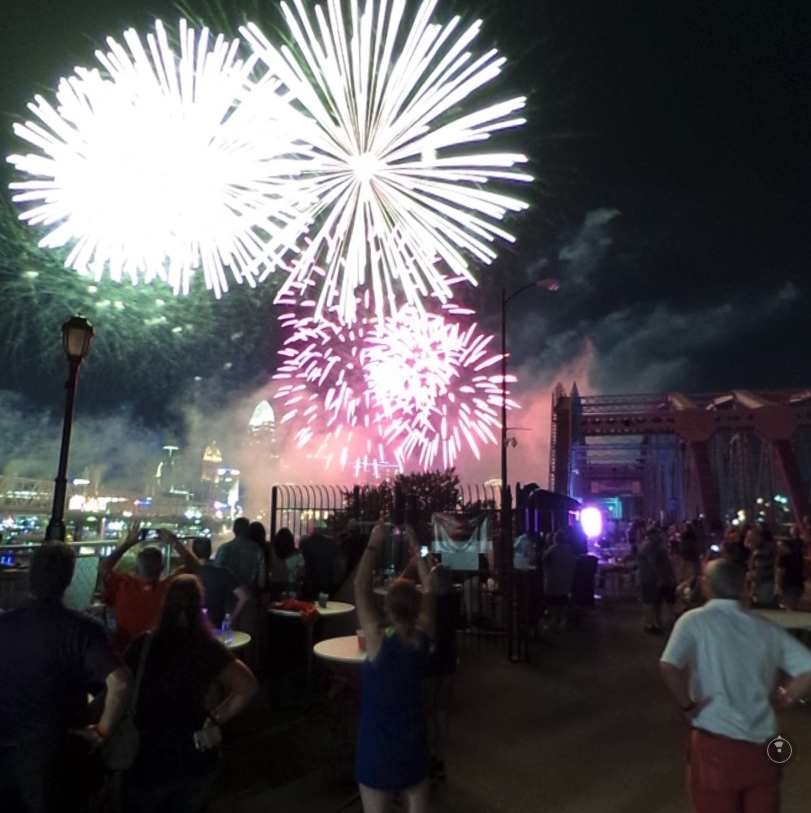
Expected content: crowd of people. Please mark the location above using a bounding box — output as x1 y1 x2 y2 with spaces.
2 510 810 813
0 514 461 813
585 516 811 635
0 522 262 813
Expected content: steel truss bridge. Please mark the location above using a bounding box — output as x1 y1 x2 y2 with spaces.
549 385 811 527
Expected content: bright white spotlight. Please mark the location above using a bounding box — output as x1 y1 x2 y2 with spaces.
580 507 603 540
8 19 307 297
242 0 532 323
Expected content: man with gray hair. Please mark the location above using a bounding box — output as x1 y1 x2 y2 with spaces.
660 559 811 812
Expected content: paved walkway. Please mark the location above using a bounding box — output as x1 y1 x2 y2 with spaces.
209 598 811 813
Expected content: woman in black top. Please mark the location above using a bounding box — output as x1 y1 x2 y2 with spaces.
122 575 257 813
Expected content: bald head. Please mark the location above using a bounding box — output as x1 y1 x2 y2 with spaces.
704 559 746 600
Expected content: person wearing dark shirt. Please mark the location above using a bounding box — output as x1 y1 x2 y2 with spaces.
122 575 257 813
0 544 131 813
268 527 304 599
679 522 701 581
746 526 776 607
248 521 270 559
340 519 368 581
213 517 266 594
300 528 342 601
191 537 249 629
776 536 806 610
424 564 457 782
214 517 266 671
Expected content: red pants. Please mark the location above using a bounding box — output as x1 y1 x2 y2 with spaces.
688 729 782 813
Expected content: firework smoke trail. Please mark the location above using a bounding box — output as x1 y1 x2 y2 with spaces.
242 0 532 324
8 19 308 297
273 293 516 472
364 304 516 470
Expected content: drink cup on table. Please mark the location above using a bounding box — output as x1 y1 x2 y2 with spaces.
318 592 329 608
357 629 367 652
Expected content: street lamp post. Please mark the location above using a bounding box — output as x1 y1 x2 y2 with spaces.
500 279 558 658
45 316 95 542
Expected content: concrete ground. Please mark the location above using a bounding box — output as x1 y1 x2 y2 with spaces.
209 596 811 813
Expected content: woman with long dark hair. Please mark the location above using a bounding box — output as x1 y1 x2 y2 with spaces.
354 520 432 813
121 575 258 813
269 526 304 598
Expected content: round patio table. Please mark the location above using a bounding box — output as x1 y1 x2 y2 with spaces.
313 634 367 664
214 630 251 651
752 609 811 631
269 600 356 684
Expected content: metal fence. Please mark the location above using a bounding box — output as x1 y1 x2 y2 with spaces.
268 482 580 660
269 482 501 543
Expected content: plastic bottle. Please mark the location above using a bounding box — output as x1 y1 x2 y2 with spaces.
221 613 233 644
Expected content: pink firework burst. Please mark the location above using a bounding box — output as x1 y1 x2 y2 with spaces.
273 293 401 475
273 293 516 473
364 305 516 470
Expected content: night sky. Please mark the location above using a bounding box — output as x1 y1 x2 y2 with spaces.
1 0 810 482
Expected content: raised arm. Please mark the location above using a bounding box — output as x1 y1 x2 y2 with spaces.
417 558 434 636
98 523 141 585
163 530 200 575
355 518 385 658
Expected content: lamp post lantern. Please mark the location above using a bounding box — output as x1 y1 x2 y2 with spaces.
45 315 95 542
499 279 558 658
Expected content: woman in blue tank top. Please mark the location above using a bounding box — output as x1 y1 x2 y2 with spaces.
354 520 432 813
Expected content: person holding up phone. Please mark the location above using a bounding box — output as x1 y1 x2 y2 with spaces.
354 519 433 813
98 523 201 653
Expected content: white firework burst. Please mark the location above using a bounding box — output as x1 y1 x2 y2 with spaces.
8 19 307 297
242 0 532 323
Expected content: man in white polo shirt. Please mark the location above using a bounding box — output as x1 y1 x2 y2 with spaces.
660 559 811 813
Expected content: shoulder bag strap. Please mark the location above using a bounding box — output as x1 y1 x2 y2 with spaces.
126 631 153 715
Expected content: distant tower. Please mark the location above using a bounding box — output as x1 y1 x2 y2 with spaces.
199 442 239 510
157 444 180 494
247 400 278 459
201 442 223 485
